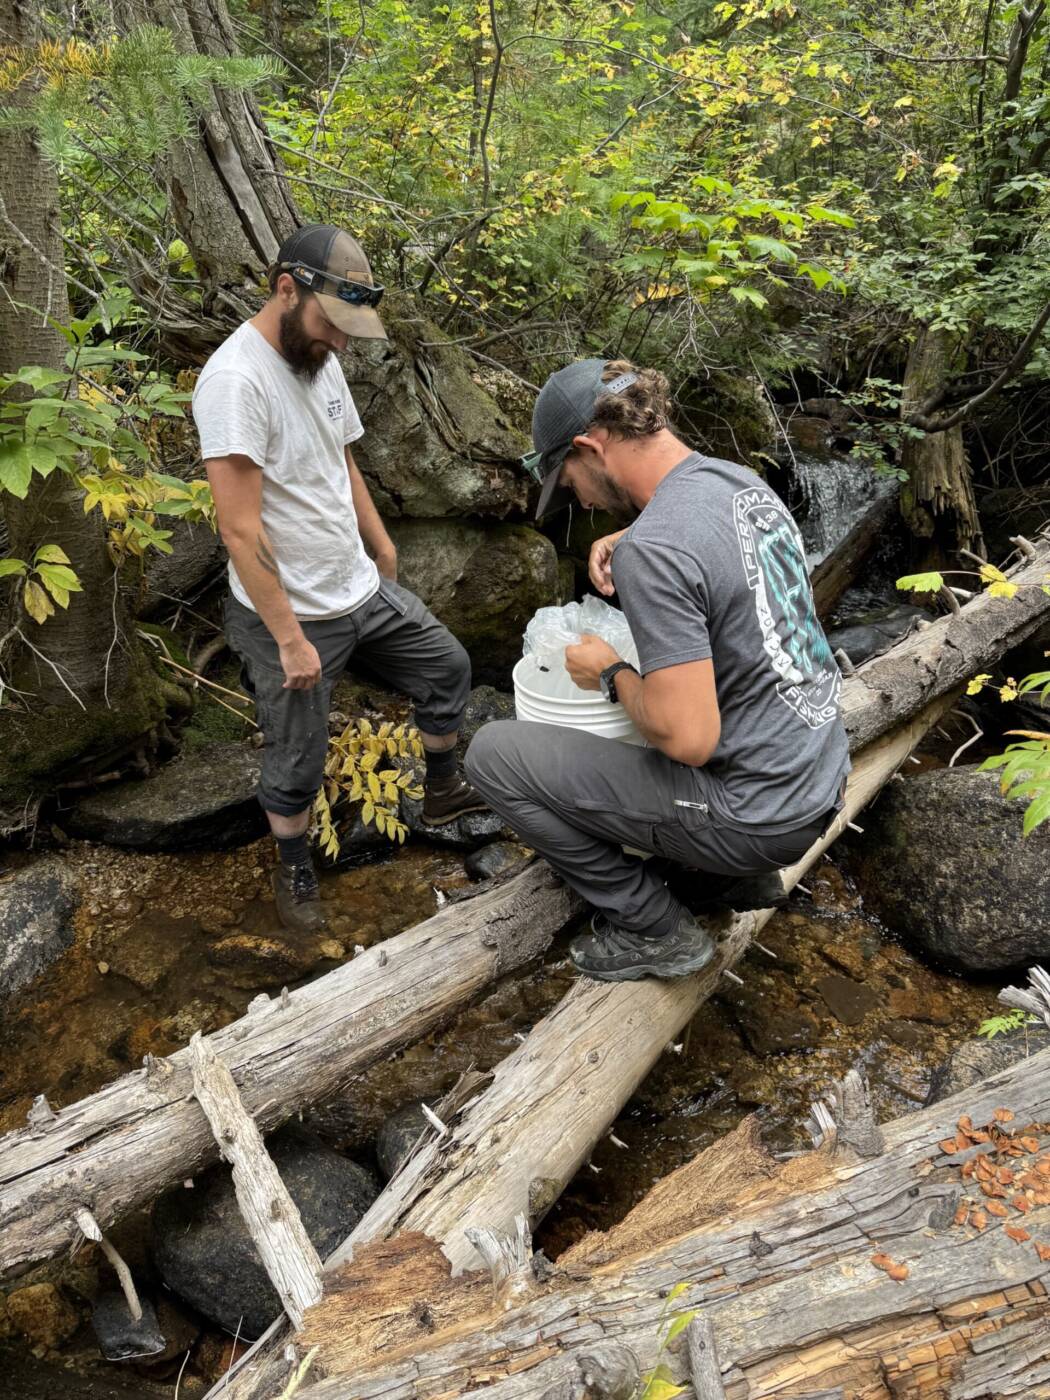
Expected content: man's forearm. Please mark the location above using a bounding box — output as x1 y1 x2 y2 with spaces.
226 528 303 645
615 669 712 766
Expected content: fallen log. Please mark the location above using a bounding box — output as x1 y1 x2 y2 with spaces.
293 1045 1050 1399
0 864 581 1281
810 489 898 618
4 534 1048 1287
212 691 957 1400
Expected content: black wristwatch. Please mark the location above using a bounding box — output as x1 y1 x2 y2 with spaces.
600 660 637 704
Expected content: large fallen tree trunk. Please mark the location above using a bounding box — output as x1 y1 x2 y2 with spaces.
293 1044 1050 1400
212 691 957 1400
3 536 1048 1281
0 867 580 1281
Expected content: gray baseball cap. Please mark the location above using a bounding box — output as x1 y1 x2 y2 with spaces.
522 359 638 518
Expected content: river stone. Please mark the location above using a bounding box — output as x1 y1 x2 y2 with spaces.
815 972 880 1026
388 520 562 686
66 743 266 852
376 1100 432 1180
91 1291 165 1362
207 932 314 988
343 290 529 519
6 1282 80 1348
925 1024 1050 1106
457 685 516 757
0 858 78 1000
825 604 928 668
465 840 523 882
402 794 505 850
152 1130 379 1339
849 764 1050 970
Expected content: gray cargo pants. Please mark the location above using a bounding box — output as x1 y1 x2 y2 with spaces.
226 579 471 816
465 721 834 936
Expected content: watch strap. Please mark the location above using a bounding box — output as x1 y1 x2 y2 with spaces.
601 660 636 704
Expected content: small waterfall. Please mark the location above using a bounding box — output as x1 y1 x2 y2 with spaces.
776 448 897 567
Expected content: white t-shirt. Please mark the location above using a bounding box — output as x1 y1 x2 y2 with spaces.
192 322 379 620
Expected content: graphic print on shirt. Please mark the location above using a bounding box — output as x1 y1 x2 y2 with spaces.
733 485 840 729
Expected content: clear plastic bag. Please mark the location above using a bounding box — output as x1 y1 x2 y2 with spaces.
523 595 638 679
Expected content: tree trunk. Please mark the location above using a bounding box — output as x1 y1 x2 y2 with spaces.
0 0 164 827
0 864 581 1282
292 1045 1050 1400
900 326 983 561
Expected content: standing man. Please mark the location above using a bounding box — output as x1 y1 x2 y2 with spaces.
466 358 850 982
193 224 486 933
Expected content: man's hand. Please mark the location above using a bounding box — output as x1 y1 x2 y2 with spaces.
565 633 621 691
588 530 627 597
375 543 398 581
279 636 322 690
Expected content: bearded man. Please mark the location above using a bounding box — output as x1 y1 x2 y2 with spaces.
193 224 485 932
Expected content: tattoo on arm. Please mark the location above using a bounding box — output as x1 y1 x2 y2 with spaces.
255 535 282 581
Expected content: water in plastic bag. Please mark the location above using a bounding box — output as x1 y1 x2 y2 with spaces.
522 596 639 697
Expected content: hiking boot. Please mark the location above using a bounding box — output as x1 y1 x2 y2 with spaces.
569 910 717 983
271 860 325 934
422 773 489 826
673 869 788 915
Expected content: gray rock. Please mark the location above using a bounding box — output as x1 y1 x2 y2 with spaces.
316 808 392 869
457 685 516 759
815 973 880 1026
403 794 505 850
152 1129 379 1339
67 743 266 852
465 841 523 882
376 1100 432 1181
926 1025 1050 1106
343 291 529 520
0 858 78 1000
849 764 1050 970
826 604 928 668
389 520 562 686
91 1291 165 1362
140 519 226 617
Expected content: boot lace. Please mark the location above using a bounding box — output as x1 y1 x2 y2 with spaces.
289 861 319 902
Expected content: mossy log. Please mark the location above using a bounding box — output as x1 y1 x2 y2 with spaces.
291 1045 1050 1400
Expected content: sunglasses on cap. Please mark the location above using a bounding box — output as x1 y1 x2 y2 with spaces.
520 442 574 484
282 262 385 309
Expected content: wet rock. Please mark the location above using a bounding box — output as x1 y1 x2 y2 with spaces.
465 841 523 882
152 1130 379 1339
403 796 505 850
389 520 561 686
207 933 314 989
815 972 880 1026
826 604 928 668
926 1024 1050 1106
719 977 821 1055
886 986 953 1026
376 1100 432 1180
457 685 516 757
316 809 391 869
885 1020 925 1049
67 743 266 852
0 858 78 1000
100 914 195 993
344 291 529 521
6 1282 80 1349
191 1332 252 1385
91 1290 165 1362
848 764 1050 970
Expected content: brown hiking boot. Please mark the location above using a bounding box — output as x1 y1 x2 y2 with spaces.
271 860 325 934
422 773 489 826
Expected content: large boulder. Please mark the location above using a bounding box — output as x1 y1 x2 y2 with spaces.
849 765 1050 970
139 519 226 617
343 291 529 519
926 1025 1050 1106
152 1130 379 1339
826 603 928 668
0 858 78 1000
390 519 562 686
67 742 265 852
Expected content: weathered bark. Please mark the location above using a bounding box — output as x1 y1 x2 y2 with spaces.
210 691 958 1400
810 490 897 618
0 864 581 1282
900 326 983 559
291 1046 1050 1400
0 0 164 825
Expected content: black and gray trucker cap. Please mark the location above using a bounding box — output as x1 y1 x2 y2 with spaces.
525 359 638 518
273 224 387 340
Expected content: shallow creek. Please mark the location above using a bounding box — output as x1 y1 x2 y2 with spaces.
0 764 1003 1394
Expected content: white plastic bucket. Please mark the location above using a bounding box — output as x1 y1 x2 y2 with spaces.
512 655 644 745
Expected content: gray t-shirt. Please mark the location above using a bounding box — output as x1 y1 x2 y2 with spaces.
612 451 850 832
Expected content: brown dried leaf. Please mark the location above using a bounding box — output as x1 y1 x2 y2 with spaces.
970 1130 991 1144
1035 1159 1050 1178
970 1209 988 1232
1005 1226 1030 1243
996 1167 1015 1185
1020 1136 1041 1153
976 1157 995 1181
986 1201 1009 1218
1019 1172 1041 1191
953 1202 970 1227
1011 1194 1031 1214
1036 1243 1050 1262
958 1115 974 1134
871 1252 909 1282
962 1160 975 1180
979 1181 1007 1199
940 1136 959 1154
993 1108 1015 1123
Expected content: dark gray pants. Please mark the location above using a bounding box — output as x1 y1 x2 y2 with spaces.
226 580 471 816
465 721 832 936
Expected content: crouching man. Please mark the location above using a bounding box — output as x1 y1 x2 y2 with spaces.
194 224 486 933
465 358 849 982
